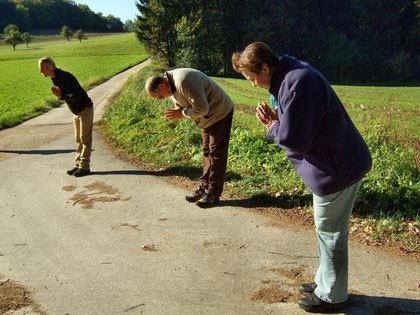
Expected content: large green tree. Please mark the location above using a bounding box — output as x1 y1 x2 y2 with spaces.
61 25 73 40
3 29 23 50
175 9 223 73
74 29 87 43
21 31 32 47
123 19 135 32
135 0 184 67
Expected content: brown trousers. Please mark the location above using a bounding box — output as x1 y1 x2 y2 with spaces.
73 104 94 170
199 109 233 196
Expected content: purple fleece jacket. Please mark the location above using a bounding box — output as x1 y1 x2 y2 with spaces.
267 56 372 196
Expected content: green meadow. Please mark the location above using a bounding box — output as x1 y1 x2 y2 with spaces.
0 33 148 129
212 77 420 139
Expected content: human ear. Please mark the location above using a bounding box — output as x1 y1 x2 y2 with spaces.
261 63 270 74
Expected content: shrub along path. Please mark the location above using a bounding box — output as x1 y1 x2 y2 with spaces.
0 60 419 314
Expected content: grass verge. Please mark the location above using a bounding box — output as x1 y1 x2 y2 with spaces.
99 62 420 259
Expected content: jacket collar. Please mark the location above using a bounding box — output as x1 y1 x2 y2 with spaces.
269 56 291 96
164 71 176 94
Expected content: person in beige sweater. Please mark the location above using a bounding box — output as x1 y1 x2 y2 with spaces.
145 68 234 207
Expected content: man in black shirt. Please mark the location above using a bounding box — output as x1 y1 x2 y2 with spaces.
39 57 93 177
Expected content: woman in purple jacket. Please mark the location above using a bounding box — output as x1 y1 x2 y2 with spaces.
232 42 372 313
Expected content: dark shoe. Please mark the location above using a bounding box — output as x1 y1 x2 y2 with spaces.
185 188 206 202
299 282 317 296
67 167 78 175
298 292 347 313
73 168 91 177
195 193 220 208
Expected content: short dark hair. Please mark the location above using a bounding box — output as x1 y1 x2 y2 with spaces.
145 75 165 95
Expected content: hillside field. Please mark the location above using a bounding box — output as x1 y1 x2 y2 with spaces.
0 33 148 129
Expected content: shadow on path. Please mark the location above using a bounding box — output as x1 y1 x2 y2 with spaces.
91 166 242 180
342 294 420 315
218 193 313 209
91 170 165 176
0 149 76 155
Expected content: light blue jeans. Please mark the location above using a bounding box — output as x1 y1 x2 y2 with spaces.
313 180 362 303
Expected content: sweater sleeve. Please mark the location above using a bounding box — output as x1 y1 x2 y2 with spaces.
179 77 209 119
267 77 324 154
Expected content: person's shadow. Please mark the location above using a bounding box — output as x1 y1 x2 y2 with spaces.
0 149 76 155
219 192 312 209
91 170 165 176
334 294 420 314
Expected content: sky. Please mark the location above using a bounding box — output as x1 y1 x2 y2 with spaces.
74 0 139 22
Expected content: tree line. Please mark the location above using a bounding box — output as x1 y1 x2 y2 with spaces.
135 0 420 84
2 24 89 50
0 0 125 33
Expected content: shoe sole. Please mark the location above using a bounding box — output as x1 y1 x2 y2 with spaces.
298 300 347 313
195 200 220 208
74 172 90 177
185 196 202 202
67 168 78 175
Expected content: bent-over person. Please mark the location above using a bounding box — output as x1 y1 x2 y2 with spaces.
39 57 93 177
232 42 372 313
145 68 234 207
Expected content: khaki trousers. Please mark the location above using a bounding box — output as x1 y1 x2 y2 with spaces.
199 109 233 197
73 105 94 170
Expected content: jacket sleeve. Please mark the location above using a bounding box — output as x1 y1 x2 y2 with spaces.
267 76 325 154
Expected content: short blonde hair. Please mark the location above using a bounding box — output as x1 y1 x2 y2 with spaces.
145 75 164 96
232 42 279 74
38 57 56 69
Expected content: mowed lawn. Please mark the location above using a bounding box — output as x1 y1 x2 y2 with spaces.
0 33 148 129
212 77 420 139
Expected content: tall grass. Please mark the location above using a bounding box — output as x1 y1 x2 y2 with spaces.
0 33 148 129
101 63 420 224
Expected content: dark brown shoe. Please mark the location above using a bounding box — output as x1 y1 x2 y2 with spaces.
74 168 90 177
185 188 206 202
195 193 220 208
67 167 78 175
298 292 347 313
299 282 317 296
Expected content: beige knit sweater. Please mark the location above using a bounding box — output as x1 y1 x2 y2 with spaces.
166 68 234 129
